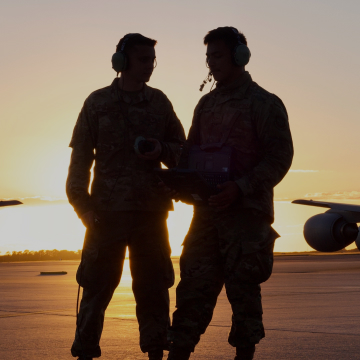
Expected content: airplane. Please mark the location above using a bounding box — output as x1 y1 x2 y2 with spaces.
0 200 23 207
292 199 360 252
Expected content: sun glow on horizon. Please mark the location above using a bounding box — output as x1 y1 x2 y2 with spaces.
1 0 360 254
1 200 357 256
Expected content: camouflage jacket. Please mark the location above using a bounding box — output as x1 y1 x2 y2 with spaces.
179 71 293 221
66 79 185 217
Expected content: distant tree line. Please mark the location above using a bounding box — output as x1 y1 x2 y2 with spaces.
0 248 358 262
0 249 82 262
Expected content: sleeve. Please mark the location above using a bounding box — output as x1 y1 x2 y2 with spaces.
177 97 206 169
235 95 294 196
66 99 97 217
158 100 186 168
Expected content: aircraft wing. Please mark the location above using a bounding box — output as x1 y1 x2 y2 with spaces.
0 200 23 207
292 199 360 212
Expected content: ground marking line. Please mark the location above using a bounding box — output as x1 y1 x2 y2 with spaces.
2 309 358 337
266 328 360 336
0 313 76 319
0 308 138 321
0 308 72 313
0 308 72 318
209 324 360 336
263 290 360 297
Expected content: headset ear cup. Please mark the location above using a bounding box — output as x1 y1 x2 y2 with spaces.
233 44 251 67
111 52 127 73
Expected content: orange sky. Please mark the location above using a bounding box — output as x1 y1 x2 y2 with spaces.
1 0 360 253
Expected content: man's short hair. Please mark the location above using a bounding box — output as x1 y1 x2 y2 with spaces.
204 27 247 50
116 34 157 54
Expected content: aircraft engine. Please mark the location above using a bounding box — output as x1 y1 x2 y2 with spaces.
303 212 358 252
356 232 360 251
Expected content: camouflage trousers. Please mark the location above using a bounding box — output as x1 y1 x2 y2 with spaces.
170 207 278 351
71 211 174 358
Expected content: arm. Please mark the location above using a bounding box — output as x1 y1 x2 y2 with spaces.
159 98 203 200
177 99 205 169
209 96 293 209
235 96 294 196
158 101 186 168
66 99 97 218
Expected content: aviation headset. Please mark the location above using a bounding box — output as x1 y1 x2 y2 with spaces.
229 27 251 67
205 27 251 67
200 27 251 91
111 33 157 75
111 33 140 75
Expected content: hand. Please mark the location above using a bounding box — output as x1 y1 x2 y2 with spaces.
80 211 100 230
158 182 180 202
137 138 162 160
208 181 240 210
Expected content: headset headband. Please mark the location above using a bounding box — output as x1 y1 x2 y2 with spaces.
230 27 244 46
112 32 156 75
118 33 141 53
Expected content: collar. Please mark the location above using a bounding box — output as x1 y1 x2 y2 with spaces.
110 78 152 105
212 71 252 101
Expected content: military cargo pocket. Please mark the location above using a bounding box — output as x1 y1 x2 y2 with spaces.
258 243 274 284
253 241 275 284
223 220 277 285
241 225 279 255
76 246 99 289
233 240 275 285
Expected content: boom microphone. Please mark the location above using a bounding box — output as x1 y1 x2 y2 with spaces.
199 71 213 91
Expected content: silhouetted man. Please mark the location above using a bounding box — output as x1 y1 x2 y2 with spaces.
67 33 185 360
167 27 293 360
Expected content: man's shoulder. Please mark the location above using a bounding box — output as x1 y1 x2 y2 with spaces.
199 89 213 101
145 85 172 105
250 81 284 106
85 84 113 105
249 82 275 104
194 92 211 110
248 81 286 112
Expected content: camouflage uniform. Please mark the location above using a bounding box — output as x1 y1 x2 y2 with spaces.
67 79 185 216
170 71 293 352
66 78 185 358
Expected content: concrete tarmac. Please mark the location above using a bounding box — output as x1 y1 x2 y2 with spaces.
1 254 360 359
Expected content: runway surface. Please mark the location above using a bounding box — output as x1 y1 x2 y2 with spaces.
1 254 360 359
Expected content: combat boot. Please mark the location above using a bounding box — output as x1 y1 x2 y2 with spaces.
148 349 163 360
234 345 255 360
167 346 191 360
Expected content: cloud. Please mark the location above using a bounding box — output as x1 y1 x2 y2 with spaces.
6 196 69 206
303 191 360 200
21 196 67 201
276 191 360 202
289 170 319 173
